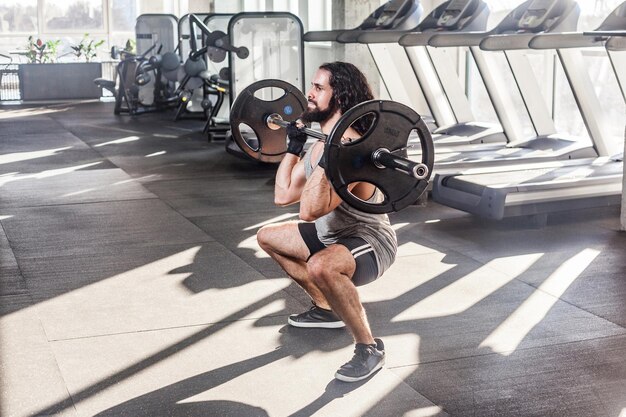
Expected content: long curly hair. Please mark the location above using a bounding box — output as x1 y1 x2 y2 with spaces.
319 62 374 136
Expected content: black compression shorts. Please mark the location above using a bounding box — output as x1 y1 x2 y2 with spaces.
297 222 379 287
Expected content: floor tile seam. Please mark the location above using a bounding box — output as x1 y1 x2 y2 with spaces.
148 195 279 206
153 197 225 242
385 331 626 371
11 238 216 262
25 276 82 416
454 252 626 331
509 275 626 331
140 173 277 184
46 332 80 416
1 196 161 210
9 278 79 414
0 220 30 289
60 118 138 176
49 114 108 158
384 367 450 416
44 315 286 343
183 208 294 221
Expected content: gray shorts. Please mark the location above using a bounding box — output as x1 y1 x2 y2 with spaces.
298 222 379 286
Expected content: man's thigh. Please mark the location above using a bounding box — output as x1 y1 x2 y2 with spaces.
258 221 311 261
335 237 379 286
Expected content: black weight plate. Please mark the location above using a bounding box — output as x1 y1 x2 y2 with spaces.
324 100 434 214
229 79 307 163
206 31 227 62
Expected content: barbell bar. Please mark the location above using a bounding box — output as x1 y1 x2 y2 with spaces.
266 113 429 180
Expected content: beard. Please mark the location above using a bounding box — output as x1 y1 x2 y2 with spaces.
300 99 337 124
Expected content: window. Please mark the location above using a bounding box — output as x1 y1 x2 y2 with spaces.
110 0 137 32
43 0 104 32
0 0 38 34
307 0 332 31
579 0 624 30
465 0 625 144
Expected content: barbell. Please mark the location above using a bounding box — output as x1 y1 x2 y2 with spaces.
265 113 430 181
229 79 435 214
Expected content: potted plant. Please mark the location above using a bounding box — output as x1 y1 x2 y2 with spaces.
23 36 61 63
71 33 105 63
17 34 104 101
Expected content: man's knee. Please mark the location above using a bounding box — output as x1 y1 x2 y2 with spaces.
256 225 274 252
307 247 354 287
307 254 332 288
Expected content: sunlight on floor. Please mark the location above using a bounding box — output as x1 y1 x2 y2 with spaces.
243 213 299 231
0 162 102 187
619 407 626 417
84 123 142 135
0 147 72 165
114 175 160 184
62 188 97 197
0 106 69 119
392 222 410 231
479 248 600 355
1 246 291 340
94 136 140 147
403 406 446 416
238 235 270 258
392 253 543 321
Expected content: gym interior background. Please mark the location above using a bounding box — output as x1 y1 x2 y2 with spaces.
1 1 626 416
2 0 625 132
1 1 625 224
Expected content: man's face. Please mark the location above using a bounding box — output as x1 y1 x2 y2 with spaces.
301 68 337 124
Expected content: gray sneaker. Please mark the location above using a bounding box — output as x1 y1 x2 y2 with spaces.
335 338 385 382
287 304 346 329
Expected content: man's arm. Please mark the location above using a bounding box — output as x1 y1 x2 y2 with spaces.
274 153 307 206
299 163 343 221
298 138 376 221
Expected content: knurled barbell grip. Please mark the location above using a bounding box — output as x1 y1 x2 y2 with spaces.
372 148 430 180
266 113 326 140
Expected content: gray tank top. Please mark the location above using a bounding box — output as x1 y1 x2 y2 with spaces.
302 147 397 276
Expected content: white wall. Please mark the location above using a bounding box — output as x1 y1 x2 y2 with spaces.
623 130 626 231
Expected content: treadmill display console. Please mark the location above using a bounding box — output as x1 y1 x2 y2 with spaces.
519 0 558 29
438 0 472 27
377 10 399 26
374 0 411 27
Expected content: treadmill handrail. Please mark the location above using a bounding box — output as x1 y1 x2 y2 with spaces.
358 29 423 44
584 30 626 37
303 29 348 42
394 31 439 46
423 31 488 47
529 32 607 49
479 32 537 50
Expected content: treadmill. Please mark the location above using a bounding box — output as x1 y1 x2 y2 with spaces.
430 1 626 221
360 0 512 146
407 0 599 174
304 0 434 129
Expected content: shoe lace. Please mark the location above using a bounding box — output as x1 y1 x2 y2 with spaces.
345 344 373 367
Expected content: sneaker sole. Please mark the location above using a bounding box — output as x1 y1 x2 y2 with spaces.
334 358 385 383
287 317 346 329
